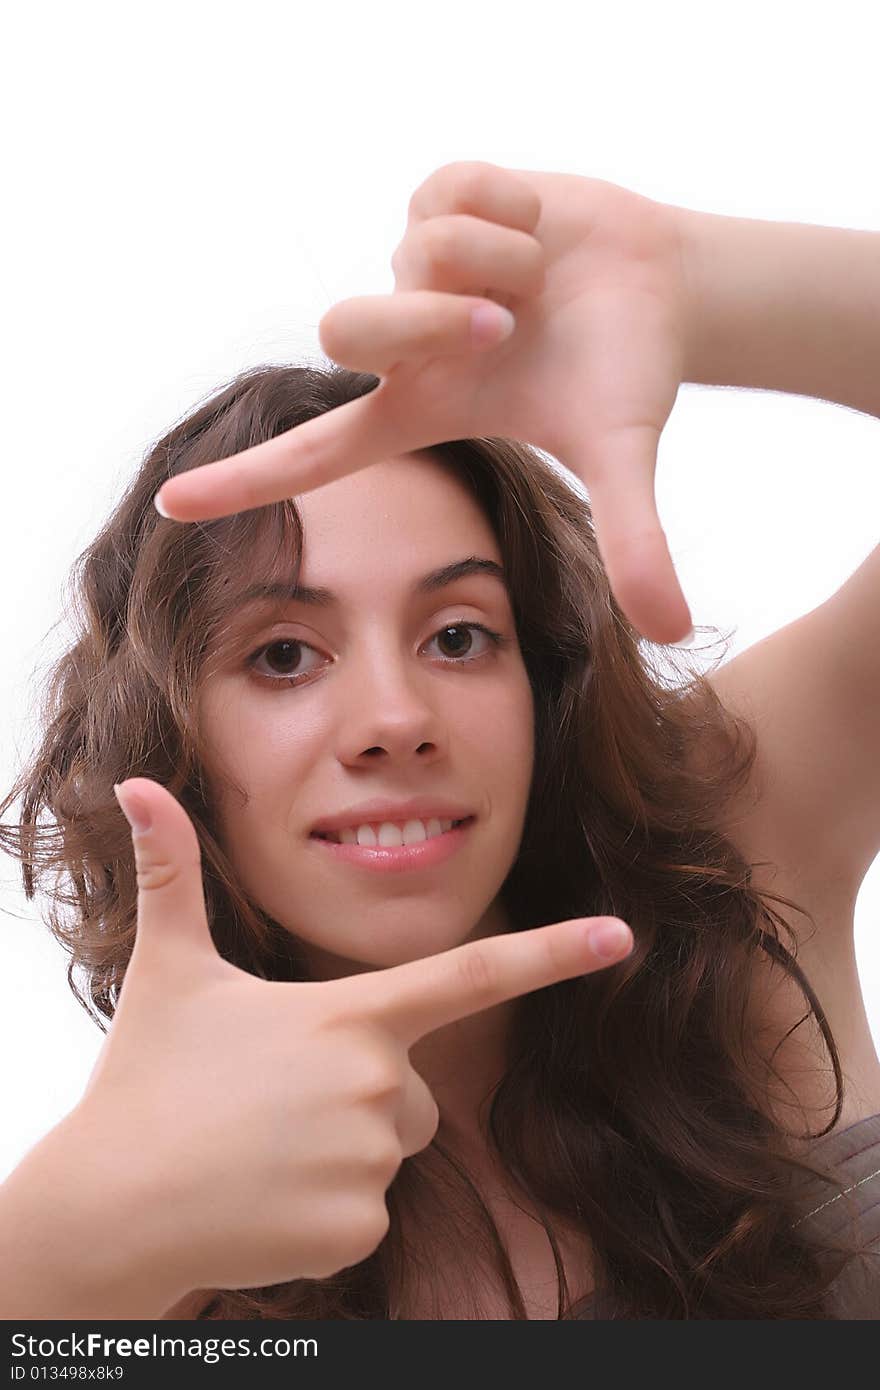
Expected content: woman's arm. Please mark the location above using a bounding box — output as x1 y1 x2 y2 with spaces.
677 205 880 421
674 203 880 904
0 1112 186 1320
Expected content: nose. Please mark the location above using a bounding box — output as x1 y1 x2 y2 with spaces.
335 646 444 762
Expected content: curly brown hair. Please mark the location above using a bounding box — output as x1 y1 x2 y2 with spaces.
0 362 869 1318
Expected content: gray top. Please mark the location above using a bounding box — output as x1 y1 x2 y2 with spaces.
790 1110 880 1319
572 1111 880 1319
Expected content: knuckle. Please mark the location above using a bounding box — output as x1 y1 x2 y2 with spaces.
449 160 498 207
353 1045 400 1101
544 922 574 975
419 1097 441 1149
306 1201 389 1276
523 235 547 284
360 1129 402 1178
219 461 263 514
342 1200 391 1263
457 942 495 1002
406 160 471 216
432 159 468 182
418 218 458 271
134 859 180 893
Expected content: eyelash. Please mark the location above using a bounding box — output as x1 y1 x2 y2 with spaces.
246 621 508 690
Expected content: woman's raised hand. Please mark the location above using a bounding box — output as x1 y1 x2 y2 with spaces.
64 778 632 1302
154 162 696 644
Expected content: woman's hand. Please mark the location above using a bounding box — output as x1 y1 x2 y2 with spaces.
65 777 633 1302
154 162 696 644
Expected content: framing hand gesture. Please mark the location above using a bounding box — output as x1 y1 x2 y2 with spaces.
154 162 695 644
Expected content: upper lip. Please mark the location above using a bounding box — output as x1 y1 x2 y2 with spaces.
309 798 475 836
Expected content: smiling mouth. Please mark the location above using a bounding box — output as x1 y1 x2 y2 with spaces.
311 816 472 844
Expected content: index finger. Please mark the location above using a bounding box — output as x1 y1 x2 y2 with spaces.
345 916 633 1048
152 378 429 523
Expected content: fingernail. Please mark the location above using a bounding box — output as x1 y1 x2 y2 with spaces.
470 304 516 347
113 783 153 835
588 920 633 959
154 490 171 519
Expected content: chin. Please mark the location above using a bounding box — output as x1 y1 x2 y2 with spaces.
290 913 487 978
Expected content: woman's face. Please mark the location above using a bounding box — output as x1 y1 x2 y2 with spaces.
197 453 535 979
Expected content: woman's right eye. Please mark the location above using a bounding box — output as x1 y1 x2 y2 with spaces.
247 638 325 686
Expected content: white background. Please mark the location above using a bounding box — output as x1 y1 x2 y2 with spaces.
1 0 878 1180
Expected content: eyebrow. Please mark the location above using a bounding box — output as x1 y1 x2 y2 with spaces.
233 556 509 611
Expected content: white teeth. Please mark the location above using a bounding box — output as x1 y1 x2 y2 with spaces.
327 817 458 846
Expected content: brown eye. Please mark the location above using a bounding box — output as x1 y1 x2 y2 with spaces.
246 622 506 690
249 638 323 682
427 622 506 663
435 625 475 658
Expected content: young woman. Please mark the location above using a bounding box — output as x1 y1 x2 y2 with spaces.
1 164 878 1320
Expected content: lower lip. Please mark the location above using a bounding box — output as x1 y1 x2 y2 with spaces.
308 817 476 873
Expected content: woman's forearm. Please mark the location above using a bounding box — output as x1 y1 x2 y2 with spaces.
675 204 880 421
0 1114 186 1320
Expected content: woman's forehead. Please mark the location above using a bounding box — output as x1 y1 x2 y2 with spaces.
275 458 499 574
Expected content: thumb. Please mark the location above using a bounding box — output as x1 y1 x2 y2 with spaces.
113 777 216 968
152 374 434 523
573 427 692 645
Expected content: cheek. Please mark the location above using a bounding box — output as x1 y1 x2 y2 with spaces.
201 688 314 803
483 679 535 779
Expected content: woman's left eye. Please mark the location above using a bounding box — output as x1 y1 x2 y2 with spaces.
246 621 507 687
